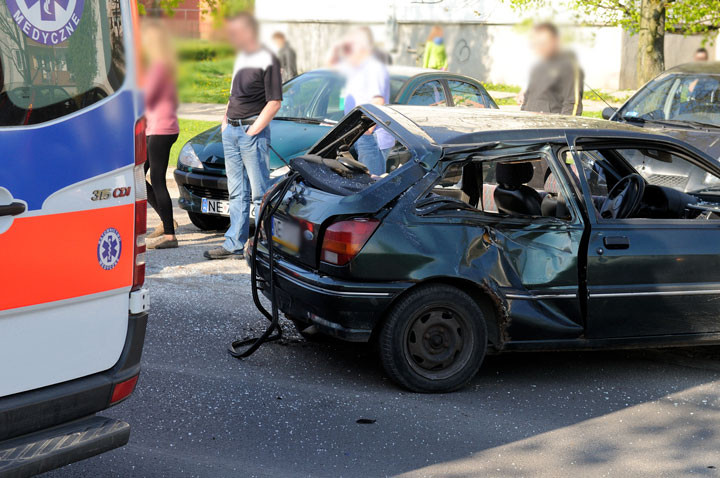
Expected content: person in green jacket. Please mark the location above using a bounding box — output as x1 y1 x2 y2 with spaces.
423 25 448 71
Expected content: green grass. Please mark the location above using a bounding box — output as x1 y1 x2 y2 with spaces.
583 89 632 104
581 110 604 119
495 97 518 106
482 82 521 93
482 81 631 105
175 39 234 62
178 57 234 104
169 119 219 167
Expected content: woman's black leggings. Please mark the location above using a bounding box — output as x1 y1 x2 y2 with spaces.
145 134 178 235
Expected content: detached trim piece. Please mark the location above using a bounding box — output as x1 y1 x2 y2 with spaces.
506 293 577 300
590 289 720 298
508 288 720 300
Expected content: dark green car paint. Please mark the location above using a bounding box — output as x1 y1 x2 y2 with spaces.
253 105 720 352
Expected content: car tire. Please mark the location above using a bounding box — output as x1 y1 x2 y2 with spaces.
378 284 487 393
188 212 230 231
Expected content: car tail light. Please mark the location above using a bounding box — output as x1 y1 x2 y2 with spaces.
133 117 147 291
320 218 379 266
110 375 139 404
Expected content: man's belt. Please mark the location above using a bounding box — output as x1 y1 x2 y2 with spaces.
227 117 256 127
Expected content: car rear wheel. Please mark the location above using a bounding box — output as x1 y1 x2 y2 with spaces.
188 212 230 231
378 284 487 393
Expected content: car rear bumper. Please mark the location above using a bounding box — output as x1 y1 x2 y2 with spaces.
0 310 147 475
250 245 410 342
173 168 227 214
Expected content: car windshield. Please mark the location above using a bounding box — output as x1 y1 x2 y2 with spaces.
276 72 408 123
618 73 720 128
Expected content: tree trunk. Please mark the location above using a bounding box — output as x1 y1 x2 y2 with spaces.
636 0 665 87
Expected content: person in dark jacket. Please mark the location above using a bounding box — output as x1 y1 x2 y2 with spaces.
519 22 584 116
272 31 297 82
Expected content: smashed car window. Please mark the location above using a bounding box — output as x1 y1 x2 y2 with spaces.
617 149 720 195
428 156 573 220
293 114 416 196
576 147 720 221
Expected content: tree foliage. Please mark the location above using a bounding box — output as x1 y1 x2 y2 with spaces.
505 0 720 39
506 0 720 86
138 0 254 21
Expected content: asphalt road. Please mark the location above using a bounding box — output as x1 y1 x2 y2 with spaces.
47 183 720 478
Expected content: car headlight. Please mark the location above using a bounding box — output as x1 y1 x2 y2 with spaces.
178 143 203 169
270 165 290 178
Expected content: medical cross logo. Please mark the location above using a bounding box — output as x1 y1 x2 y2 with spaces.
97 227 122 271
6 0 84 46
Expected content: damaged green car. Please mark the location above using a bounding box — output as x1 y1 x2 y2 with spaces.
251 105 720 393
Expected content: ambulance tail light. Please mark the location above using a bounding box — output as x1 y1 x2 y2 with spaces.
110 375 139 405
133 117 147 291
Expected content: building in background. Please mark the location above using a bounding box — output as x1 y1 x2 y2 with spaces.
255 0 717 90
140 0 215 39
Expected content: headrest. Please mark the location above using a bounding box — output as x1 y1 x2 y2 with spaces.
496 162 534 188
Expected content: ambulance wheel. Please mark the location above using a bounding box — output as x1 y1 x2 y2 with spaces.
188 212 230 231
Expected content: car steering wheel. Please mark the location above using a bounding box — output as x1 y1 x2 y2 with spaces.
599 173 645 219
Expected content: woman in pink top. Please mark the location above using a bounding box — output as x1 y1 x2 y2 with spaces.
143 22 180 249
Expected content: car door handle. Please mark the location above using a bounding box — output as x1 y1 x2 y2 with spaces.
603 236 630 249
0 202 26 217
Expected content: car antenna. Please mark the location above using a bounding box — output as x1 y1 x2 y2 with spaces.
584 82 616 113
268 144 290 167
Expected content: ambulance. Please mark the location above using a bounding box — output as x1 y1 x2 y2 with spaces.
0 0 148 474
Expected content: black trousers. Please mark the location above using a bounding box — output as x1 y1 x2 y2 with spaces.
145 134 179 235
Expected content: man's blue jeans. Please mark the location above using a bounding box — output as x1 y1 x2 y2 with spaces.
354 134 386 175
221 124 271 253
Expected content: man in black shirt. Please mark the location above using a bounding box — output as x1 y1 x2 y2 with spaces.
204 12 283 260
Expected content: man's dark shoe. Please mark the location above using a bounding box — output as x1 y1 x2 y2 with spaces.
204 246 243 260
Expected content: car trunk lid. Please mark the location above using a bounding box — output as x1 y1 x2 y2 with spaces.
265 155 427 269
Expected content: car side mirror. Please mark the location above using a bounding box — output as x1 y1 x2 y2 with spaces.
602 107 616 120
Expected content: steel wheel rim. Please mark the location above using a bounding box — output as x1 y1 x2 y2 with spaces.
402 304 474 381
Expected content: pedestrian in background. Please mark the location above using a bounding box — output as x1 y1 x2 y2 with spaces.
358 26 393 65
519 22 584 116
272 31 297 82
142 21 180 250
329 27 393 175
423 25 448 71
204 13 282 260
695 48 709 62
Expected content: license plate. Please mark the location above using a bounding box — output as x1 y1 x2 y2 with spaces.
272 217 301 252
201 197 230 216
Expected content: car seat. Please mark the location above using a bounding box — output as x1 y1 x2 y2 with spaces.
493 162 542 216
